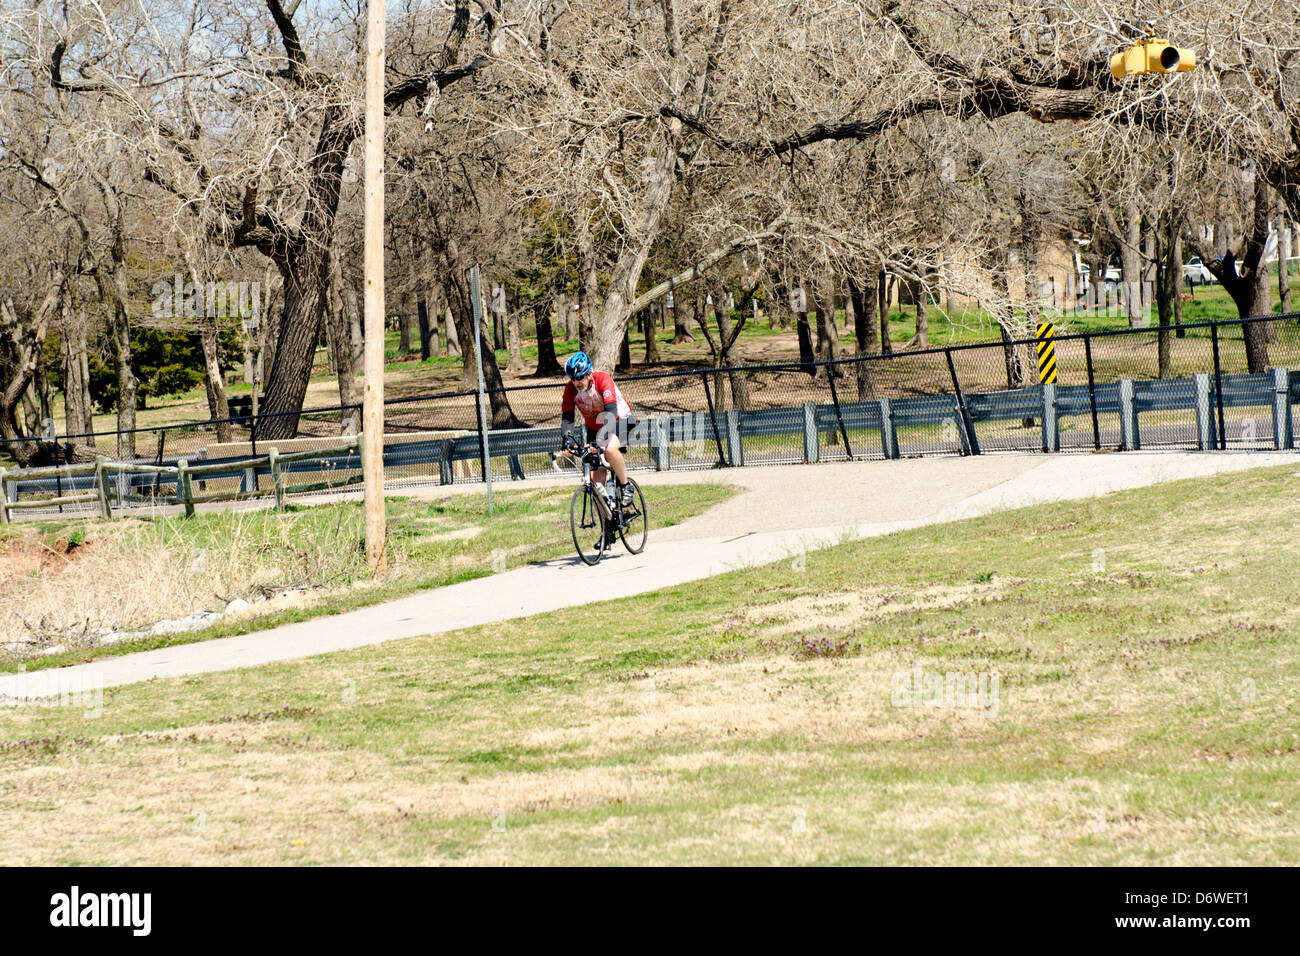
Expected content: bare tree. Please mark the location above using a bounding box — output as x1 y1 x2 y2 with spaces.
33 0 491 439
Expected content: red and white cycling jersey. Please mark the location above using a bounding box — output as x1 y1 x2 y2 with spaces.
562 370 631 430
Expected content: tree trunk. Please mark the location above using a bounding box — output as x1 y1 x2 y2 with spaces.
912 278 929 347
672 295 694 343
712 278 750 410
416 293 432 360
493 312 507 353
575 216 599 351
399 310 414 352
1279 212 1293 315
1155 215 1178 380
444 261 521 426
643 308 661 363
326 251 361 433
1 278 61 456
877 269 893 355
1192 177 1275 373
1121 197 1143 327
1173 233 1185 338
198 312 233 443
60 306 94 440
814 286 826 357
34 350 52 428
795 311 815 373
257 245 331 441
427 291 443 356
588 133 682 368
534 302 561 376
617 324 631 372
344 278 363 369
451 281 478 391
792 281 815 373
993 264 1032 391
668 296 688 345
999 324 1032 391
444 300 460 355
761 281 780 330
260 269 281 377
848 278 877 400
322 304 337 375
560 295 577 344
507 310 525 373
1020 204 1042 334
812 277 839 374
109 308 137 458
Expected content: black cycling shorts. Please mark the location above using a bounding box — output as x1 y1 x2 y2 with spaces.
586 414 639 446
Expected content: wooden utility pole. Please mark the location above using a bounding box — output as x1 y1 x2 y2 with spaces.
362 0 386 571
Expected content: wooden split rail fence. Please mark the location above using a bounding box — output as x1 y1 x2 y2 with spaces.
0 439 362 524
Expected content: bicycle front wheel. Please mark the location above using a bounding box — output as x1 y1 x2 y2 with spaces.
616 478 648 554
570 486 607 565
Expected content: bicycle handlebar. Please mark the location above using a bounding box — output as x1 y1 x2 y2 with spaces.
553 444 609 469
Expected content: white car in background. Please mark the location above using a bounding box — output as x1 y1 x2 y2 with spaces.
1076 263 1123 295
1184 257 1215 284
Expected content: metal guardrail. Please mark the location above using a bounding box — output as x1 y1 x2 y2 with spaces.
5 366 1298 520
5 315 1300 518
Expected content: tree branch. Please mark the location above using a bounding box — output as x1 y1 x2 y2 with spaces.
266 0 313 85
661 98 949 157
628 213 789 313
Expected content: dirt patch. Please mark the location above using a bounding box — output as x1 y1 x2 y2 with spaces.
724 579 1025 637
0 534 93 586
425 527 483 543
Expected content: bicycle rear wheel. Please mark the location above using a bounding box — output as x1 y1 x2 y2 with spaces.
570 486 607 565
616 478 648 554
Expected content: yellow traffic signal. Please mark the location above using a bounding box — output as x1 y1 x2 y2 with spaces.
1110 39 1196 79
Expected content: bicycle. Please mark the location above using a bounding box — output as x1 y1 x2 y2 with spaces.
551 443 648 565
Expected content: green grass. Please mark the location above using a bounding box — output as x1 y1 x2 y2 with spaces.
2 463 1298 864
0 481 735 672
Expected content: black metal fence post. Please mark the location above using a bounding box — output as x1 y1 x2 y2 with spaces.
1211 322 1226 450
824 362 854 460
944 349 980 455
1084 334 1100 450
700 371 728 466
26 314 1300 498
153 429 166 499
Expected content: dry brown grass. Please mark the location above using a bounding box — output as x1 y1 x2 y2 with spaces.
2 465 1298 865
0 514 363 655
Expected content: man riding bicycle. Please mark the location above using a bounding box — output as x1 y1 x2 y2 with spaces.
559 351 636 508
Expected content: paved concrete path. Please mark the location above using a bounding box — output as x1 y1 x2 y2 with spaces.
46 452 1297 690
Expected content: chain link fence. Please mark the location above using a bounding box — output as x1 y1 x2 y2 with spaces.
5 315 1300 507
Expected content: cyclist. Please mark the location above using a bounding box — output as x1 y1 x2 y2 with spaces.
559 350 636 510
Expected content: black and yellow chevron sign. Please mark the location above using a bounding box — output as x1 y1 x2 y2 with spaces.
1036 322 1058 384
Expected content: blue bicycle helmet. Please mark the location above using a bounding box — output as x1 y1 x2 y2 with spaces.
565 351 593 380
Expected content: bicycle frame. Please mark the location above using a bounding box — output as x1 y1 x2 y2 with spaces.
579 449 614 520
